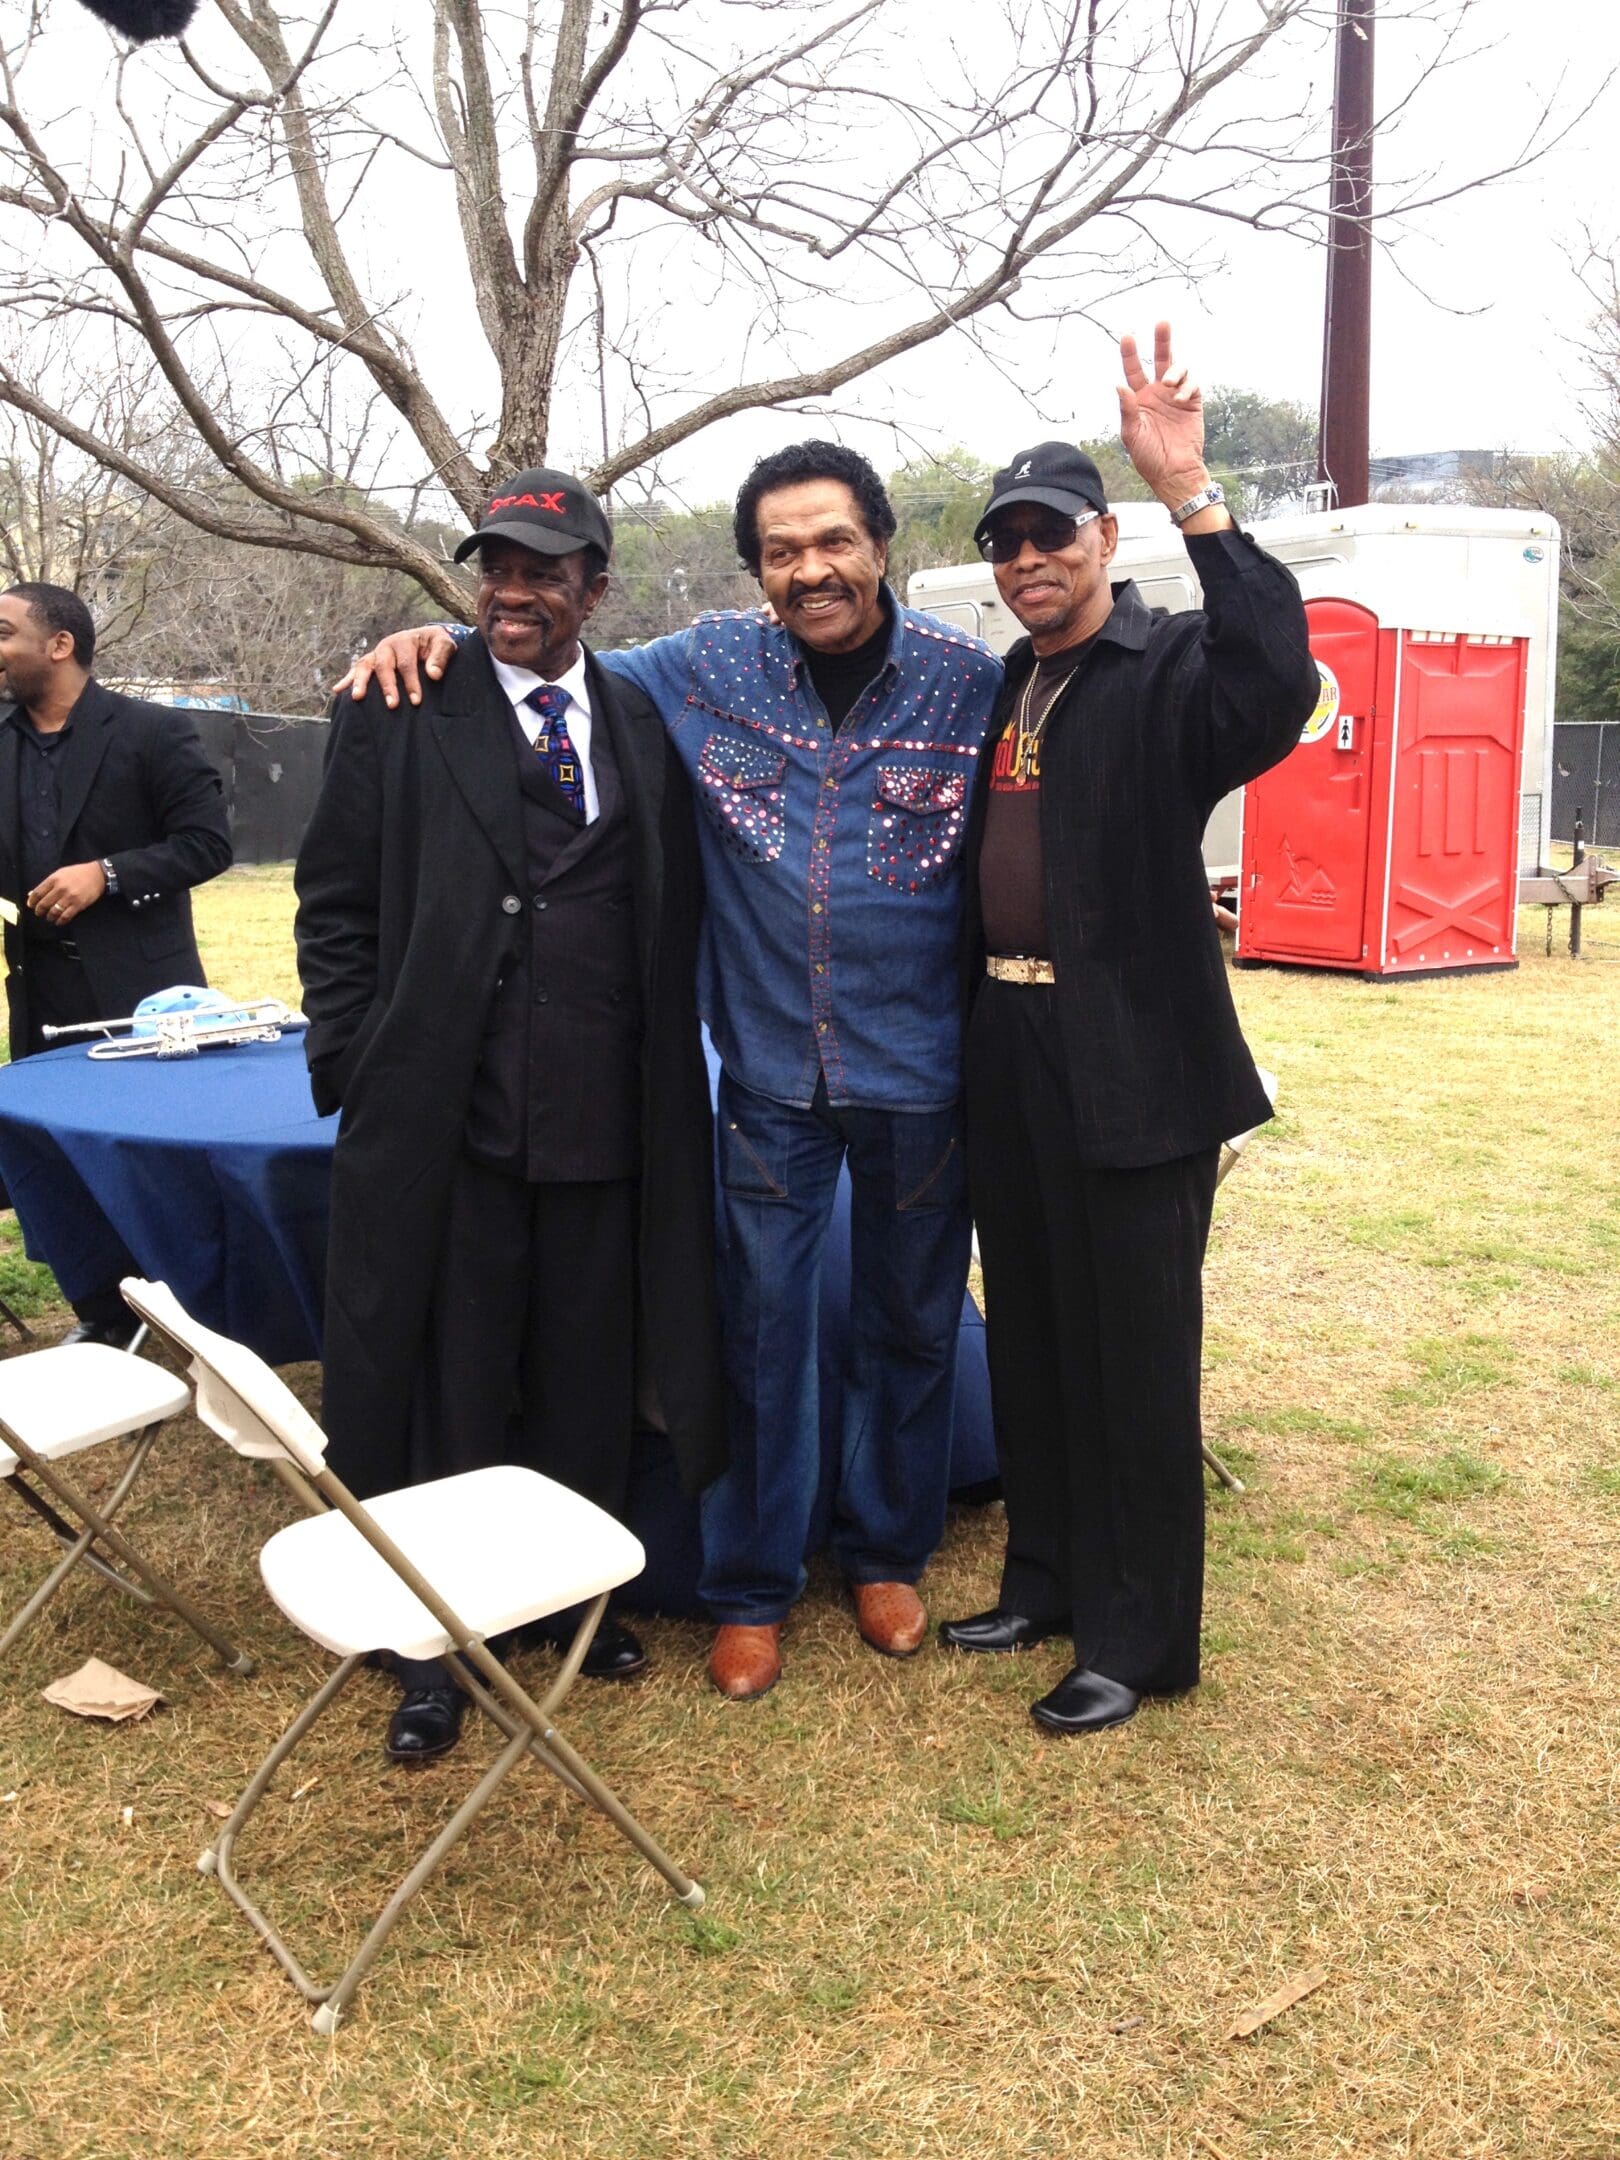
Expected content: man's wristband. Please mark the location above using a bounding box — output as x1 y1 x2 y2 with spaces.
1168 481 1226 526
100 858 119 896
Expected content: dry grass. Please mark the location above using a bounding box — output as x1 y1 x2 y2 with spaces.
2 867 1619 2158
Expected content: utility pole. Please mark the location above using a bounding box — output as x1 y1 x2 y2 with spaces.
1317 0 1375 509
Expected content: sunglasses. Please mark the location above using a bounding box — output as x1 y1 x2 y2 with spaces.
977 510 1101 564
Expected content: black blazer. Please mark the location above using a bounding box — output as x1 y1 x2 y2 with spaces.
964 526 1319 1168
0 680 232 1050
294 636 725 1498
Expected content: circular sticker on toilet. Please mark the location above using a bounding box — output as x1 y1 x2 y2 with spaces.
1299 661 1340 746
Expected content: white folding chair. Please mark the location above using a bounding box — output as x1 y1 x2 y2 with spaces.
120 1278 705 2035
0 1340 253 1673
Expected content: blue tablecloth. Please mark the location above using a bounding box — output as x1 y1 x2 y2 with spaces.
0 1031 996 1610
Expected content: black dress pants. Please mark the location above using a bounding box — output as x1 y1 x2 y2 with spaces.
391 1153 637 1695
18 942 140 1329
965 979 1219 1694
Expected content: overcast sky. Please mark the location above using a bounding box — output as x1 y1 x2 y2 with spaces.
717 0 1620 493
16 0 1620 506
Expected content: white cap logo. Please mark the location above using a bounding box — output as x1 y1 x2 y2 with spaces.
1014 461 1032 478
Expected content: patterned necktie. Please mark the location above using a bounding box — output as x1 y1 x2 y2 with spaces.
525 683 586 818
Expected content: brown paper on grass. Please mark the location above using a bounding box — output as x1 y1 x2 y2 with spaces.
1225 1964 1329 2040
42 1658 163 1723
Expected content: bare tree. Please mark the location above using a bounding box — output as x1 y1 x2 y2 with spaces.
0 0 1582 619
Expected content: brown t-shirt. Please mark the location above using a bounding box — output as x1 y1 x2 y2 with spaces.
979 639 1094 959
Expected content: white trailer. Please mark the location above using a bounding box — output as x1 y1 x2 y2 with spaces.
907 503 1562 879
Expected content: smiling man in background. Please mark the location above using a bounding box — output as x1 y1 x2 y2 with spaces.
295 471 723 1763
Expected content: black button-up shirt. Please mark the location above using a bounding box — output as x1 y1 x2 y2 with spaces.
7 709 73 942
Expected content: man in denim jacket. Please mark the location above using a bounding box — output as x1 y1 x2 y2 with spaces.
344 444 1001 1699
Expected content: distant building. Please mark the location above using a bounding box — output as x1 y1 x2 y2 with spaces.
1369 448 1496 492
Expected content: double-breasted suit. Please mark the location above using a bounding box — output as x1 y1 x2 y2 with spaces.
293 634 725 1508
0 681 231 1055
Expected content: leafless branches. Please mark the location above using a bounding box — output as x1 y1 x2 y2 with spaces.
0 0 1572 609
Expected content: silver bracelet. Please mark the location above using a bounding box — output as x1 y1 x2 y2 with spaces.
1168 481 1226 526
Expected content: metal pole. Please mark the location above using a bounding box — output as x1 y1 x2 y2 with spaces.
1571 810 1585 957
1317 0 1375 510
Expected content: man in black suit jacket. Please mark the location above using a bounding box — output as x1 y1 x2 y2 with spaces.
0 581 232 1344
940 325 1319 1734
294 469 724 1764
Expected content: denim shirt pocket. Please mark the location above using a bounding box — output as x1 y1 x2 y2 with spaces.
866 761 970 892
697 731 789 864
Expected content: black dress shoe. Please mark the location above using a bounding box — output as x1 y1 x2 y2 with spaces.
576 1617 648 1680
385 1685 466 1762
516 1613 650 1679
1029 1667 1142 1736
938 1607 1070 1654
62 1315 141 1350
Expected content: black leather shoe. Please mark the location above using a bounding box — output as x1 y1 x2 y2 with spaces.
516 1613 650 1679
577 1617 648 1680
62 1316 141 1350
938 1607 1070 1654
385 1685 466 1762
1030 1667 1142 1736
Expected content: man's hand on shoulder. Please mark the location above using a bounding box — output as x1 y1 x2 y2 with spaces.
332 625 461 709
28 860 107 926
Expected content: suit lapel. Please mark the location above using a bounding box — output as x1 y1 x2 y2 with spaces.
54 680 118 853
587 650 664 984
427 636 526 891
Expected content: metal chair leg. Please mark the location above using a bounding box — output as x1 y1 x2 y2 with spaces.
0 1429 166 1656
311 1724 535 2035
1202 1441 1245 1493
0 1294 33 1341
202 1656 366 2003
0 1421 253 1673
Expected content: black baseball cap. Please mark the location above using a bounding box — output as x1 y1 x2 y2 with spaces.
974 442 1110 546
454 467 614 564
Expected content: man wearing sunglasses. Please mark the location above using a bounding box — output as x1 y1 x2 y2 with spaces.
940 325 1319 1734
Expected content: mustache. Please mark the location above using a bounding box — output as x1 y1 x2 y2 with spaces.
786 580 852 605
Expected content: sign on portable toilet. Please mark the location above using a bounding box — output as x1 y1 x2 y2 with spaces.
1237 602 1528 975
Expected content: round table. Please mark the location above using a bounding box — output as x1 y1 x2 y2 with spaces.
0 1031 996 1612
0 1031 334 1364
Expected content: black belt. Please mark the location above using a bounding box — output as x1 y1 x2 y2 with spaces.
24 936 82 963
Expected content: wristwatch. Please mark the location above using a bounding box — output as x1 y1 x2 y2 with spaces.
100 858 119 896
1168 481 1226 526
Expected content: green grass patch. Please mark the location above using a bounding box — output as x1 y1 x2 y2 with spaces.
1358 1448 1505 1525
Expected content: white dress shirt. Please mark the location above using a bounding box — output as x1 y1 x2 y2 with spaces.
490 648 600 824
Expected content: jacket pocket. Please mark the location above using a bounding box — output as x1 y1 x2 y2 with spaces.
866 762 969 893
696 732 788 864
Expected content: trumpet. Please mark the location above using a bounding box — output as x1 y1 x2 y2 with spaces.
41 998 309 1061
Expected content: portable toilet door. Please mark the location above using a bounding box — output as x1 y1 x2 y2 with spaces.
1237 598 1390 970
1378 631 1525 974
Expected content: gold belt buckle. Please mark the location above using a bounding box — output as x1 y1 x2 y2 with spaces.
987 955 1056 985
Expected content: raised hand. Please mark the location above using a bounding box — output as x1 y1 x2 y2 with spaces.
1117 321 1210 506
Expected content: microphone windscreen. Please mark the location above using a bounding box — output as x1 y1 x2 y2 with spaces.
74 0 201 40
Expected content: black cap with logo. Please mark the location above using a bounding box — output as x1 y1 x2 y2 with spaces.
973 442 1110 546
454 467 614 564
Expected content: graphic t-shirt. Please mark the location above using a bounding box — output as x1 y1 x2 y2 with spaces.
978 637 1095 959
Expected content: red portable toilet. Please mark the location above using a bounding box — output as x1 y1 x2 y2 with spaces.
1236 596 1527 976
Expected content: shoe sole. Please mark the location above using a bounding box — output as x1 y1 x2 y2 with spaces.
857 1631 926 1659
1028 1700 1141 1737
939 1624 1070 1654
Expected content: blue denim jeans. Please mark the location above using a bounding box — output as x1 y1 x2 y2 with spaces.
699 1070 972 1625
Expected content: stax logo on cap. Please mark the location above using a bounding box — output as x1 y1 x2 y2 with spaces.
489 489 567 516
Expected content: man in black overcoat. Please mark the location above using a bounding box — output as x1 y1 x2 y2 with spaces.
294 470 724 1763
941 325 1320 1734
0 580 232 1344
